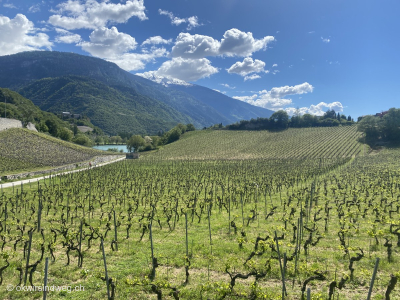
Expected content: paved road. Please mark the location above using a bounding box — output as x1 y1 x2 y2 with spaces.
0 156 126 189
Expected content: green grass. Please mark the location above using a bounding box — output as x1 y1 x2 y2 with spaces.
0 128 111 176
145 125 365 160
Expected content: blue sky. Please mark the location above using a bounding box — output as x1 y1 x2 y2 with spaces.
0 0 398 118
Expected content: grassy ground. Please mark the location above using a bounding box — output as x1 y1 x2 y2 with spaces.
0 128 111 176
0 126 398 300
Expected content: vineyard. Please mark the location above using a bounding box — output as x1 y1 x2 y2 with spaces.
0 128 110 176
0 126 399 299
145 126 365 160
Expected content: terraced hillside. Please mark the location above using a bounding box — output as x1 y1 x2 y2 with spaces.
145 125 365 160
0 128 112 175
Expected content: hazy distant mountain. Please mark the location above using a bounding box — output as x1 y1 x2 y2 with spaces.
0 51 274 134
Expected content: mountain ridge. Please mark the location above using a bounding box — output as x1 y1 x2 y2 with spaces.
0 51 274 134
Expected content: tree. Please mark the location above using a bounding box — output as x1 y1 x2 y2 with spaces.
95 136 104 145
323 109 336 119
73 134 93 147
167 128 181 143
45 119 59 137
176 123 187 134
381 108 400 142
73 124 78 135
347 115 352 122
357 115 381 143
290 108 301 128
127 135 145 152
270 110 289 129
58 127 73 142
186 123 196 131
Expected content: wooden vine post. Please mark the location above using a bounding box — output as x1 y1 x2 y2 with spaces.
43 257 49 300
366 258 380 300
24 231 33 286
101 239 111 300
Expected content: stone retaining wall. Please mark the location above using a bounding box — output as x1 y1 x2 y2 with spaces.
0 118 37 132
1 155 124 181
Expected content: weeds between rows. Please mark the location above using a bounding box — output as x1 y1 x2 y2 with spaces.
0 151 399 299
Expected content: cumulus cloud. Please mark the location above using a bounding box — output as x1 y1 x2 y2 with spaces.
138 57 218 82
55 28 81 44
227 57 266 76
80 26 137 58
158 9 201 30
219 29 274 57
141 36 172 46
268 82 314 98
171 29 274 59
0 14 52 55
308 102 343 115
233 82 313 111
48 0 147 30
109 48 169 71
171 32 220 58
285 102 343 116
78 26 167 71
155 57 218 81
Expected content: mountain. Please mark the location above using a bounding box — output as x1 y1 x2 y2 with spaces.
0 51 274 134
19 75 191 135
0 87 72 132
171 83 273 122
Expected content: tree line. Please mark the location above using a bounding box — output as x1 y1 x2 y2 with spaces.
223 109 354 131
126 123 196 152
357 108 400 144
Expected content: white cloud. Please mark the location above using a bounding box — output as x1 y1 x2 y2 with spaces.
308 101 343 115
0 14 52 55
48 0 147 30
272 63 278 67
80 26 137 58
171 32 220 58
141 36 172 46
285 102 343 116
78 26 167 71
139 57 218 82
227 57 266 76
171 29 274 59
187 16 200 30
158 9 201 30
3 3 17 9
219 29 274 57
29 2 43 13
220 83 235 89
244 74 261 81
321 37 330 43
268 82 313 98
55 28 81 44
233 82 313 111
136 71 192 87
213 89 227 94
155 57 218 81
107 48 168 72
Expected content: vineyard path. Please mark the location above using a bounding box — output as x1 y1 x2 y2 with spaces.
0 155 126 189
